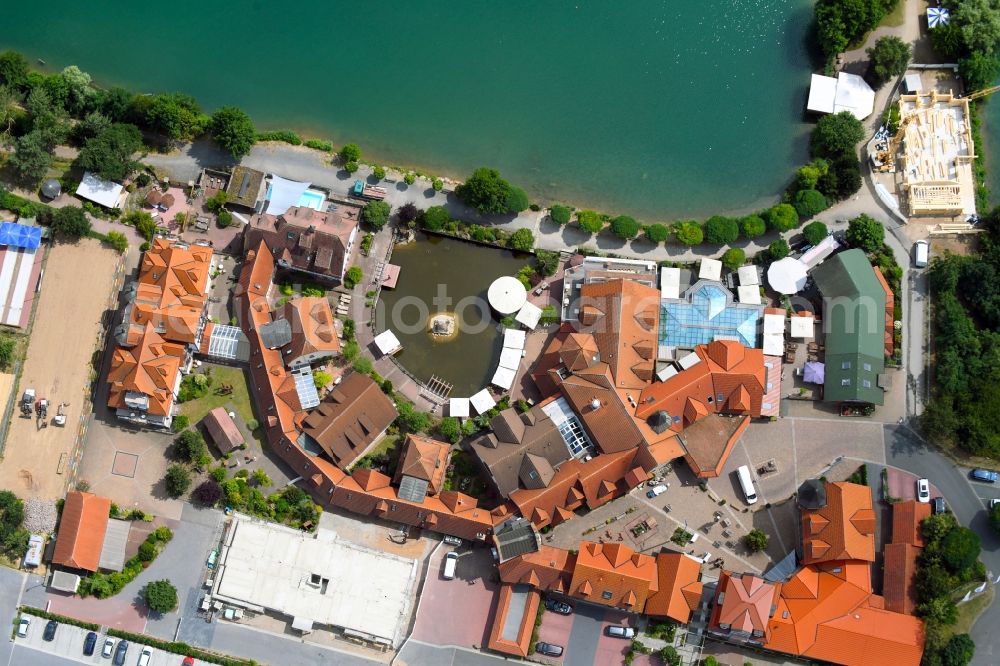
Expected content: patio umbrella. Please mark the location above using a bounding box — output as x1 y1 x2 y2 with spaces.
145 190 162 206
928 7 949 28
159 193 176 209
803 361 825 385
40 179 61 200
767 257 808 295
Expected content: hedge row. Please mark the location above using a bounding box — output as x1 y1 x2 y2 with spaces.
19 606 100 631
106 628 259 666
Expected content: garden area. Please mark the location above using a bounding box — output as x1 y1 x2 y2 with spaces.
177 364 260 444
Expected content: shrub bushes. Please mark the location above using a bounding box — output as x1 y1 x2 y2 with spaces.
303 138 333 152
644 223 669 244
793 189 828 218
256 130 302 145
703 215 739 245
421 205 450 231
739 214 766 239
344 266 363 289
549 204 572 225
802 221 829 246
766 203 799 232
576 210 604 234
673 221 703 245
722 248 746 271
768 239 790 260
609 215 640 240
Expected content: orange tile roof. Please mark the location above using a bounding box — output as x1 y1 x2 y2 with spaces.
709 571 780 642
393 434 451 495
646 552 704 623
800 482 876 565
883 543 920 615
766 562 923 666
107 322 186 417
681 414 750 479
52 491 111 572
132 238 212 344
499 545 575 593
278 296 341 362
569 541 658 609
487 584 541 657
891 500 930 548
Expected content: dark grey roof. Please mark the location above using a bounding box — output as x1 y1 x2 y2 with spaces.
41 179 61 199
647 410 671 434
493 518 540 562
259 318 292 349
397 475 429 504
762 549 799 583
797 479 827 510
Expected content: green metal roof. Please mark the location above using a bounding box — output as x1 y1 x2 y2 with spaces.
811 249 886 405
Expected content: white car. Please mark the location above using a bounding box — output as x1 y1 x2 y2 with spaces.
102 638 115 658
646 484 667 498
138 647 152 666
16 616 29 638
917 478 930 503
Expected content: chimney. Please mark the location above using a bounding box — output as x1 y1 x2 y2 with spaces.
590 398 601 411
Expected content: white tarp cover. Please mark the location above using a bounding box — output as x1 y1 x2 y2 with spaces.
449 398 470 418
767 258 809 295
470 389 497 414
737 285 762 305
266 175 312 215
491 366 516 391
498 347 522 371
373 329 402 356
502 328 526 350
800 235 839 270
904 73 922 93
76 172 123 209
807 74 838 114
833 72 875 120
698 258 722 282
763 312 786 356
515 302 542 329
660 267 681 299
737 265 759 286
790 315 815 339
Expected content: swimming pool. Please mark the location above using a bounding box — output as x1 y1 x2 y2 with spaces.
264 186 325 211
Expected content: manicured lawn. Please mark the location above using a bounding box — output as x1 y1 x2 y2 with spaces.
178 364 258 436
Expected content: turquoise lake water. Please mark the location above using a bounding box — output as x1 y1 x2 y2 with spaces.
1 0 817 219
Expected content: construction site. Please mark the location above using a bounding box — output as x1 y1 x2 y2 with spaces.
869 76 996 221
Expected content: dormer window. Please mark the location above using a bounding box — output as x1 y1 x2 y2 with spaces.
601 591 613 600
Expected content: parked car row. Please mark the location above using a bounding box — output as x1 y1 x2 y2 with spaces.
17 616 194 665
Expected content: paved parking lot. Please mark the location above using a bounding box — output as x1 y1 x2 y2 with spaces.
410 545 498 649
15 614 189 665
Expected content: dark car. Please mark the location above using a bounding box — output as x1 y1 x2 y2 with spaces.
42 620 57 642
112 639 129 666
970 469 999 483
83 631 97 656
932 497 946 515
536 642 564 657
545 598 572 615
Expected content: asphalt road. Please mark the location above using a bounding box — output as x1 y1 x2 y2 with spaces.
9 645 87 666
0 567 26 666
563 603 605 666
884 424 1000 665
395 640 515 666
208 622 381 666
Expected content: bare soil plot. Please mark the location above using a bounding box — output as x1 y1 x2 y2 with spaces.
0 240 121 500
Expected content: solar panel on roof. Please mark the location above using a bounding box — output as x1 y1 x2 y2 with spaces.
292 367 320 409
398 476 429 503
208 325 244 360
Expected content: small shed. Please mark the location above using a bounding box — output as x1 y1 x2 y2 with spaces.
50 571 81 593
373 329 402 357
515 302 542 330
203 407 245 452
449 397 470 418
76 172 124 209
698 258 723 282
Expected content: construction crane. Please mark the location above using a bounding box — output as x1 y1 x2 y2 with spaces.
964 84 1000 102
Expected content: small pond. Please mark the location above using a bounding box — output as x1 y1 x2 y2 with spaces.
374 233 530 397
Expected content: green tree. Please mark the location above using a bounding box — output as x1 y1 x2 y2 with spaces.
455 167 520 214
793 189 828 218
845 214 885 253
919 596 959 626
743 528 769 552
505 186 530 213
739 215 766 239
352 355 373 375
766 203 799 232
344 160 359 174
644 223 670 244
802 221 829 246
164 464 192 498
76 123 142 181
75 111 111 142
703 215 739 244
940 633 976 666
952 0 1000 55
673 221 704 245
397 400 431 434
438 417 462 443
312 369 332 390
421 205 450 231
339 143 361 164
252 469 272 488
990 502 1000 534
796 160 829 190
60 65 96 116
915 563 954 603
867 36 911 86
819 155 862 200
372 165 386 181
174 429 206 463
0 490 28 557
432 177 444 191
959 52 1000 93
100 86 133 122
610 215 640 240
47 206 92 238
362 200 392 231
509 228 535 251
576 210 604 234
940 526 981 573
9 131 52 187
210 106 256 158
0 51 29 90
403 173 416 185
0 336 14 370
193 480 223 505
344 266 363 289
549 204 572 225
768 239 790 260
216 210 233 228
123 211 157 242
722 248 746 271
143 579 178 614
658 646 681 666
535 250 560 277
142 93 205 140
811 111 864 159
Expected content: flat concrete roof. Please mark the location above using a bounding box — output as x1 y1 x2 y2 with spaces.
215 517 418 645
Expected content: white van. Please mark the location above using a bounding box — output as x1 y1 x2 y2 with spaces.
736 465 758 505
442 551 458 580
913 240 929 268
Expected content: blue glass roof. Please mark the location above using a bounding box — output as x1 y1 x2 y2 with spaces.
0 223 41 250
660 282 762 349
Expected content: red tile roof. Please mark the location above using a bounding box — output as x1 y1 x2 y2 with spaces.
51 492 111 572
709 572 780 642
202 407 244 452
243 205 359 281
882 543 920 615
800 482 876 565
393 434 451 495
569 542 658 609
487 584 541 657
891 500 930 548
645 552 704 623
106 323 186 417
